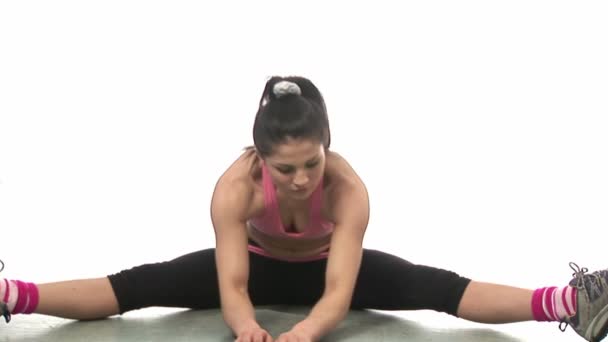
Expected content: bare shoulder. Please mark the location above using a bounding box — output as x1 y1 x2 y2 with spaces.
211 149 264 223
323 151 368 218
324 150 365 188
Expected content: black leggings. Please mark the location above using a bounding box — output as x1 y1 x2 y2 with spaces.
108 248 471 316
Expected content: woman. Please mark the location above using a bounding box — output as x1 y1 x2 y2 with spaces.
1 76 607 342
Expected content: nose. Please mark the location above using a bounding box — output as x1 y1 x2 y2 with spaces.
293 170 309 187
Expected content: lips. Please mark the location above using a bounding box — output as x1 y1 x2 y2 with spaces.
291 186 308 193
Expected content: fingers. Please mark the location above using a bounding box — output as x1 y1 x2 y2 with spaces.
235 328 273 342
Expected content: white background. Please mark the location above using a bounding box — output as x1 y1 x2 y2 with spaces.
1 1 607 340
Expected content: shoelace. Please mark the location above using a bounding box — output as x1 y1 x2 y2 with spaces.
0 259 11 323
560 262 586 332
570 262 591 289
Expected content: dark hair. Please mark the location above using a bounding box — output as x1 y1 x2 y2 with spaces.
252 76 331 157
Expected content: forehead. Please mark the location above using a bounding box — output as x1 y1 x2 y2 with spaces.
265 138 324 164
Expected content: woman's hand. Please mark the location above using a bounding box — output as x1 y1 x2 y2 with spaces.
235 327 273 342
275 329 314 342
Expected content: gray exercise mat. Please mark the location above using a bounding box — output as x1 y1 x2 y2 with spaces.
0 306 531 342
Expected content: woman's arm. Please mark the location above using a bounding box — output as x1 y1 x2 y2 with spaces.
211 178 268 339
290 157 370 341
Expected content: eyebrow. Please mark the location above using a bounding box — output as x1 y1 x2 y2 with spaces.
272 156 320 168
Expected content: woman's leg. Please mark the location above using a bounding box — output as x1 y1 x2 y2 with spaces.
107 248 221 314
36 278 119 320
352 250 608 341
456 281 533 322
454 264 608 341
351 249 471 314
0 249 223 321
352 249 549 322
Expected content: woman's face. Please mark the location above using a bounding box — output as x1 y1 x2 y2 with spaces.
263 137 326 201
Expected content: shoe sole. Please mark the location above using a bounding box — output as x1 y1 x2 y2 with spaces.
586 303 608 341
0 302 10 323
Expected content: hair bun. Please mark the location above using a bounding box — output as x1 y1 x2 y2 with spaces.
273 81 301 98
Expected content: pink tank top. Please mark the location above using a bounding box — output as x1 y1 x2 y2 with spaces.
247 163 334 261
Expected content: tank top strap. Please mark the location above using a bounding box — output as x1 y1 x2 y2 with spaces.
308 176 324 223
260 162 280 220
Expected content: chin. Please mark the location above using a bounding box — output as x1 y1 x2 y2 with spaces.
289 189 313 200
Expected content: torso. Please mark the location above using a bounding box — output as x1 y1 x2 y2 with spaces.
246 223 332 259
222 148 340 260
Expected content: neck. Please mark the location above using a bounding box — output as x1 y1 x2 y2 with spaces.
277 190 311 209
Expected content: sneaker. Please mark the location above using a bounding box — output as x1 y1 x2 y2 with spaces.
560 262 608 341
1 259 11 323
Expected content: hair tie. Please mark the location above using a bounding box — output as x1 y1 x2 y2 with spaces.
273 81 301 98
